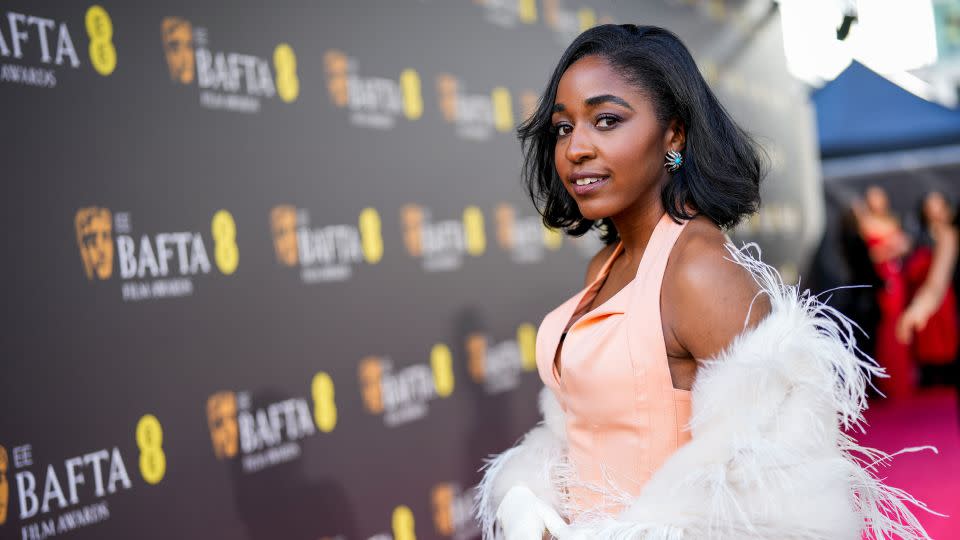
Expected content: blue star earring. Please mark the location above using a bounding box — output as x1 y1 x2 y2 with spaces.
664 149 683 172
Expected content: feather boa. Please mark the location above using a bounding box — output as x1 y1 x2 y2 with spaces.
475 244 939 539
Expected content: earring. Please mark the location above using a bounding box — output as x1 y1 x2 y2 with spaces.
664 150 683 172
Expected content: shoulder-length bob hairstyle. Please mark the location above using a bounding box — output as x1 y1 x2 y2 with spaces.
519 24 766 244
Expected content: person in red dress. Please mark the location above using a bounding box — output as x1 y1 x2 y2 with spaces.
853 186 914 398
898 191 959 375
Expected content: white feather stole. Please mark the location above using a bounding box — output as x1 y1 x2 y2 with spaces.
474 244 938 540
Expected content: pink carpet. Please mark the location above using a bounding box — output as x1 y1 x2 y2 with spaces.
857 387 959 538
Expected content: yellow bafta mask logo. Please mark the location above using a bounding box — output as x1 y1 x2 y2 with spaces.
358 357 384 414
543 0 560 28
75 207 114 280
270 206 299 266
436 74 459 123
401 204 424 257
466 333 487 383
324 50 350 107
431 483 455 536
207 392 239 459
162 17 195 85
494 204 515 250
520 90 539 121
0 445 7 525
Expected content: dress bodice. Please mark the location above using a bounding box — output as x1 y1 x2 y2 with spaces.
535 212 692 520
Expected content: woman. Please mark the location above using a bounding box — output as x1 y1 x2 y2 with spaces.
852 185 915 398
899 191 959 373
475 25 931 539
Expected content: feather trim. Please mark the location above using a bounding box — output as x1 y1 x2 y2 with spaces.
566 243 938 539
475 243 939 539
474 388 567 539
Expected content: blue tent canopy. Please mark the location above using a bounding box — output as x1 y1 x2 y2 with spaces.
813 61 960 158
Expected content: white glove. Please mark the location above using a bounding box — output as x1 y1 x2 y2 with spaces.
554 527 592 540
495 485 569 540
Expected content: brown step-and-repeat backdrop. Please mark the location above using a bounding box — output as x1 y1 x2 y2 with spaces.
0 1 820 538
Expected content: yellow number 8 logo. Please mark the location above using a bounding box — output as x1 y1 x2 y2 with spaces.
273 43 299 103
392 505 417 540
519 0 537 23
136 414 166 485
462 206 486 257
491 87 514 133
430 343 455 398
542 224 563 250
212 210 239 275
85 5 116 76
358 207 383 264
517 323 537 372
399 69 423 121
311 372 337 433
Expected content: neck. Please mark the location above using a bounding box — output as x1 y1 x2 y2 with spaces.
610 177 669 262
611 202 666 264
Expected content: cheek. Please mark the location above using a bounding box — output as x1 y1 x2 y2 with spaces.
553 147 575 191
608 132 661 177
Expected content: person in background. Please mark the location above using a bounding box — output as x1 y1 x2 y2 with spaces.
899 191 959 385
853 185 914 398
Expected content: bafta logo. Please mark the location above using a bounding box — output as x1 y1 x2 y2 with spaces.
75 207 114 280
520 90 539 121
323 50 350 107
431 484 454 536
162 17 195 84
436 74 459 123
207 392 238 459
543 0 561 29
0 445 7 526
495 203 515 250
270 206 299 266
358 357 384 414
467 333 487 383
401 205 424 257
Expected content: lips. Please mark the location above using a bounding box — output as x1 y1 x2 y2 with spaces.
569 173 610 196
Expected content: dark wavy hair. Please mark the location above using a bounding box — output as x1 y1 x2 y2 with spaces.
519 24 766 244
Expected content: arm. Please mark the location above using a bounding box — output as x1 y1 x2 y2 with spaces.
897 226 959 343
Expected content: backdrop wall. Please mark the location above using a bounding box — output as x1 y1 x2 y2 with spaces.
0 1 819 539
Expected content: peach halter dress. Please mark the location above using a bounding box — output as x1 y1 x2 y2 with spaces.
535 212 692 519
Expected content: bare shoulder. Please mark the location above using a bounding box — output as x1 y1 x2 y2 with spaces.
662 216 770 360
585 243 617 286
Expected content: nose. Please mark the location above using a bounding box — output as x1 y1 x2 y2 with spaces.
564 124 596 164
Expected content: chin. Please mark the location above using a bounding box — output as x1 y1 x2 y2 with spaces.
575 201 617 222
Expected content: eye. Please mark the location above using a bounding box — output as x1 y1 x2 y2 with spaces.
596 114 620 129
553 123 572 137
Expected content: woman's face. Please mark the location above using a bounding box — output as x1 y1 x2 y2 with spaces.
865 186 889 214
923 191 951 225
552 55 680 222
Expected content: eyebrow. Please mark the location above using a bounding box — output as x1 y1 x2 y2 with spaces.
552 94 634 113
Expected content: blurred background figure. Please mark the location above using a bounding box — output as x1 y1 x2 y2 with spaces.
900 191 958 384
852 185 914 398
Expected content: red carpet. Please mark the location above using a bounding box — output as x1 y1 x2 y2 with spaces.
857 387 959 538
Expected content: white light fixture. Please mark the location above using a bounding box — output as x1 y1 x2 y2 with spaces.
778 0 938 88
